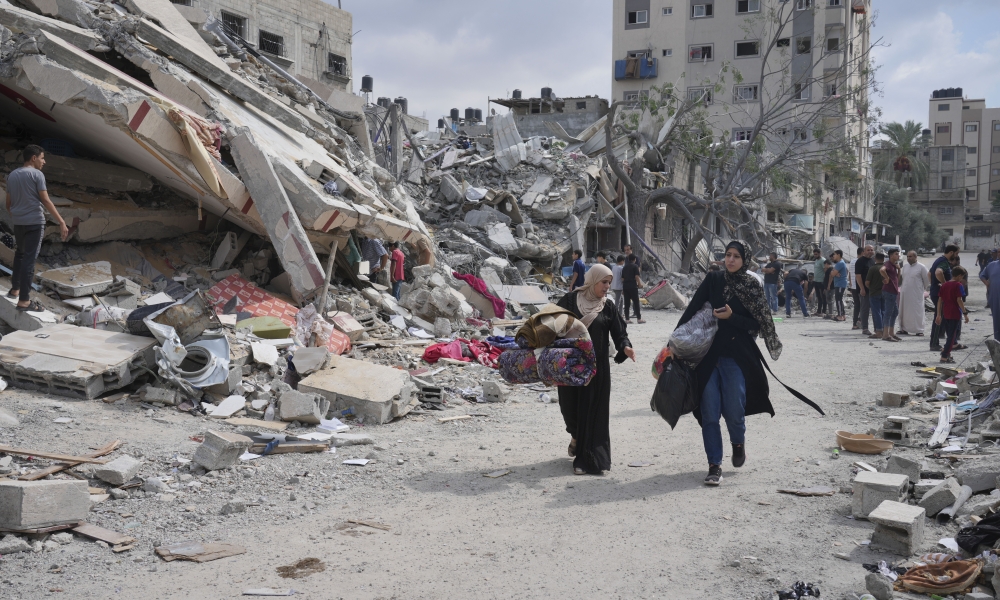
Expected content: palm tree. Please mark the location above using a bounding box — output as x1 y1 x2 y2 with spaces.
872 120 929 190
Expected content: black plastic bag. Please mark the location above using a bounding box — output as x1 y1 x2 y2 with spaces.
649 359 697 429
957 510 1000 552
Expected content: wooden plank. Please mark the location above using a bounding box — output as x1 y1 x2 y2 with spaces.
0 445 109 464
248 441 328 454
19 439 121 481
0 522 80 535
71 523 135 546
225 418 288 431
347 519 391 531
438 415 472 423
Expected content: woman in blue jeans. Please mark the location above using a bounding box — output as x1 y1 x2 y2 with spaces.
675 241 798 486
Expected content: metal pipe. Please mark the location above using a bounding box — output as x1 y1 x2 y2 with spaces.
936 484 973 524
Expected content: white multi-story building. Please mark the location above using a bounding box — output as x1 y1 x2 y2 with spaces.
611 0 874 252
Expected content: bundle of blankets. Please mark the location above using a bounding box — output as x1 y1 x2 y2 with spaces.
497 304 597 387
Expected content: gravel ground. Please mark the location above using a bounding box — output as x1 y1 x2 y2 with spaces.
0 252 993 599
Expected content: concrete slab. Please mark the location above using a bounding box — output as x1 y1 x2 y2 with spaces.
298 354 412 424
0 283 58 331
291 347 329 375
209 395 245 419
868 500 926 556
0 479 90 530
0 4 102 52
36 262 113 297
229 128 326 301
33 155 153 192
884 455 921 485
852 471 909 519
125 0 222 70
0 324 157 398
918 477 961 516
192 430 251 471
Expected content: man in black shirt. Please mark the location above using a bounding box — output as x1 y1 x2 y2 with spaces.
783 265 810 318
622 255 644 324
854 245 873 335
762 252 782 313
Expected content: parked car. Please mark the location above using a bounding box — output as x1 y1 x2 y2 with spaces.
879 244 902 256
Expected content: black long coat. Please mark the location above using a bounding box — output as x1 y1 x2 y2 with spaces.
676 271 773 423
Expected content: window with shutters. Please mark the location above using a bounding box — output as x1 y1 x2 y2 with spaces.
258 30 284 57
220 11 246 39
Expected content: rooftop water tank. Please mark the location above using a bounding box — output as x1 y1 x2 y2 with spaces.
360 75 373 93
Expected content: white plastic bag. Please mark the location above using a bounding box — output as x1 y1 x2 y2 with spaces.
667 302 718 364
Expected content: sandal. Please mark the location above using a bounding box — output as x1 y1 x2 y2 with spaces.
568 439 577 457
4 290 16 299
915 333 924 336
15 300 43 312
954 344 968 350
897 331 909 335
885 337 899 342
891 336 903 342
573 467 587 475
940 357 955 363
637 319 646 324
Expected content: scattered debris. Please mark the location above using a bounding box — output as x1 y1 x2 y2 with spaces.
276 557 326 579
155 541 246 563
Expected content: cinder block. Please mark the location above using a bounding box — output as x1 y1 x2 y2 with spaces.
482 381 508 403
278 390 329 424
93 455 142 486
880 391 909 407
918 477 961 516
884 455 920 485
868 500 926 556
0 480 90 530
853 472 909 519
192 430 252 471
957 456 1000 493
914 479 940 498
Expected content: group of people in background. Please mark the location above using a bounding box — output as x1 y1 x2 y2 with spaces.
764 243 971 363
570 244 646 324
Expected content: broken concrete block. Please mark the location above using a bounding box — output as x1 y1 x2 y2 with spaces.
330 433 374 447
852 471 909 519
884 455 920 485
205 365 242 396
93 455 142 486
918 477 961 516
881 391 910 407
39 154 153 193
291 347 330 375
433 317 452 337
142 477 169 494
220 501 246 515
36 262 113 297
865 572 894 600
328 312 365 342
142 386 178 406
486 222 519 253
0 480 90 530
914 479 940 498
0 534 31 555
868 500 925 556
957 457 1000 493
209 395 246 419
278 390 329 424
250 342 279 367
192 430 252 471
483 381 507 403
439 174 464 204
956 494 1000 518
299 354 412 425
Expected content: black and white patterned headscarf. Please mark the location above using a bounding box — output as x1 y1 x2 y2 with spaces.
722 241 782 361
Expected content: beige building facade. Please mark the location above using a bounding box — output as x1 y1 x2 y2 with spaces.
611 0 874 253
172 0 352 89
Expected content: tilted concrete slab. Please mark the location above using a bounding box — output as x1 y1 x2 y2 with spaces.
0 4 102 52
17 0 94 29
124 0 221 70
32 154 153 192
228 127 326 301
298 354 413 425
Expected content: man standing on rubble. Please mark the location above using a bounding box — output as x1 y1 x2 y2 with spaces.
4 144 69 312
360 237 389 286
389 242 405 300
929 244 960 351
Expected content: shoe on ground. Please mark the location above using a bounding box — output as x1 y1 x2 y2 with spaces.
732 444 746 468
637 319 646 324
705 464 722 486
862 330 872 336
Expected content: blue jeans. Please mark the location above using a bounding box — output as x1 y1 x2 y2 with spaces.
784 280 809 317
392 280 402 300
764 283 779 313
701 357 746 466
882 291 898 329
869 294 884 331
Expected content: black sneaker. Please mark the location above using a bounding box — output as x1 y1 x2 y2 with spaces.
704 464 722 486
732 444 746 468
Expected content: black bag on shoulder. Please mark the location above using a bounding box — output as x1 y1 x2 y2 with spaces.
649 359 697 429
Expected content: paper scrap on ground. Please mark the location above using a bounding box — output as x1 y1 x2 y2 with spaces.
297 432 334 441
240 452 262 461
939 538 960 552
408 327 434 339
243 589 296 597
628 461 654 467
343 459 369 466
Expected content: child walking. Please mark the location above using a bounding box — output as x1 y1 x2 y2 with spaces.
935 266 969 364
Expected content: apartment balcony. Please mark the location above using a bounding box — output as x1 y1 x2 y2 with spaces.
614 57 658 81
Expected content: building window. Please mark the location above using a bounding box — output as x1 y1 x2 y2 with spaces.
776 38 790 48
796 36 812 54
968 169 977 176
938 206 953 215
972 228 992 237
994 168 1000 176
220 11 247 39
825 83 839 97
941 148 954 161
737 0 760 13
796 0 812 9
687 87 713 104
995 123 1000 130
734 84 759 101
941 176 953 189
628 10 649 24
662 49 673 57
733 129 753 142
826 37 840 52
170 0 193 6
327 53 346 76
938 104 950 111
793 128 808 141
968 190 977 198
623 90 649 106
793 83 809 101
627 50 651 59
993 146 1000 153
965 123 978 132
576 101 587 110
828 0 843 5
968 146 977 154
258 30 284 57
691 3 714 18
936 125 950 134
663 7 673 15
688 44 713 61
735 41 760 57
653 209 667 240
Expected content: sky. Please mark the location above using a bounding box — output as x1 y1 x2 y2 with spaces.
343 0 1000 131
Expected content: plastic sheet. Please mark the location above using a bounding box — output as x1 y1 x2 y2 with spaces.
668 302 717 364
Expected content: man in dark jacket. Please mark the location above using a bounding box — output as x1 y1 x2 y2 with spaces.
783 265 809 318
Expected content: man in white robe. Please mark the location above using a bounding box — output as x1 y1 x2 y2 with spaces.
898 250 929 335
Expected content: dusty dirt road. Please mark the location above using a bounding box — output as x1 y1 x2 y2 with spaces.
0 255 993 599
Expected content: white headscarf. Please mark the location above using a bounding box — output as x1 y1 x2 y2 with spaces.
574 263 614 327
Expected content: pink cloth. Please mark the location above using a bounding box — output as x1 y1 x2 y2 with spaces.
452 272 506 318
391 249 405 282
422 338 503 368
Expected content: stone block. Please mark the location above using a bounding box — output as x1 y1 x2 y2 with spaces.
865 572 894 600
0 480 90 529
192 430 252 471
918 477 961 516
957 455 1000 493
964 592 994 600
291 347 329 375
956 494 1000 517
0 534 31 555
483 380 507 403
881 391 910 407
330 433 374 447
852 471 909 519
868 500 926 556
299 355 412 425
914 479 940 498
884 455 920 486
439 174 464 204
93 455 142 486
278 390 329 424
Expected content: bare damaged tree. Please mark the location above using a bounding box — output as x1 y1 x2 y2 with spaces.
605 1 880 271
